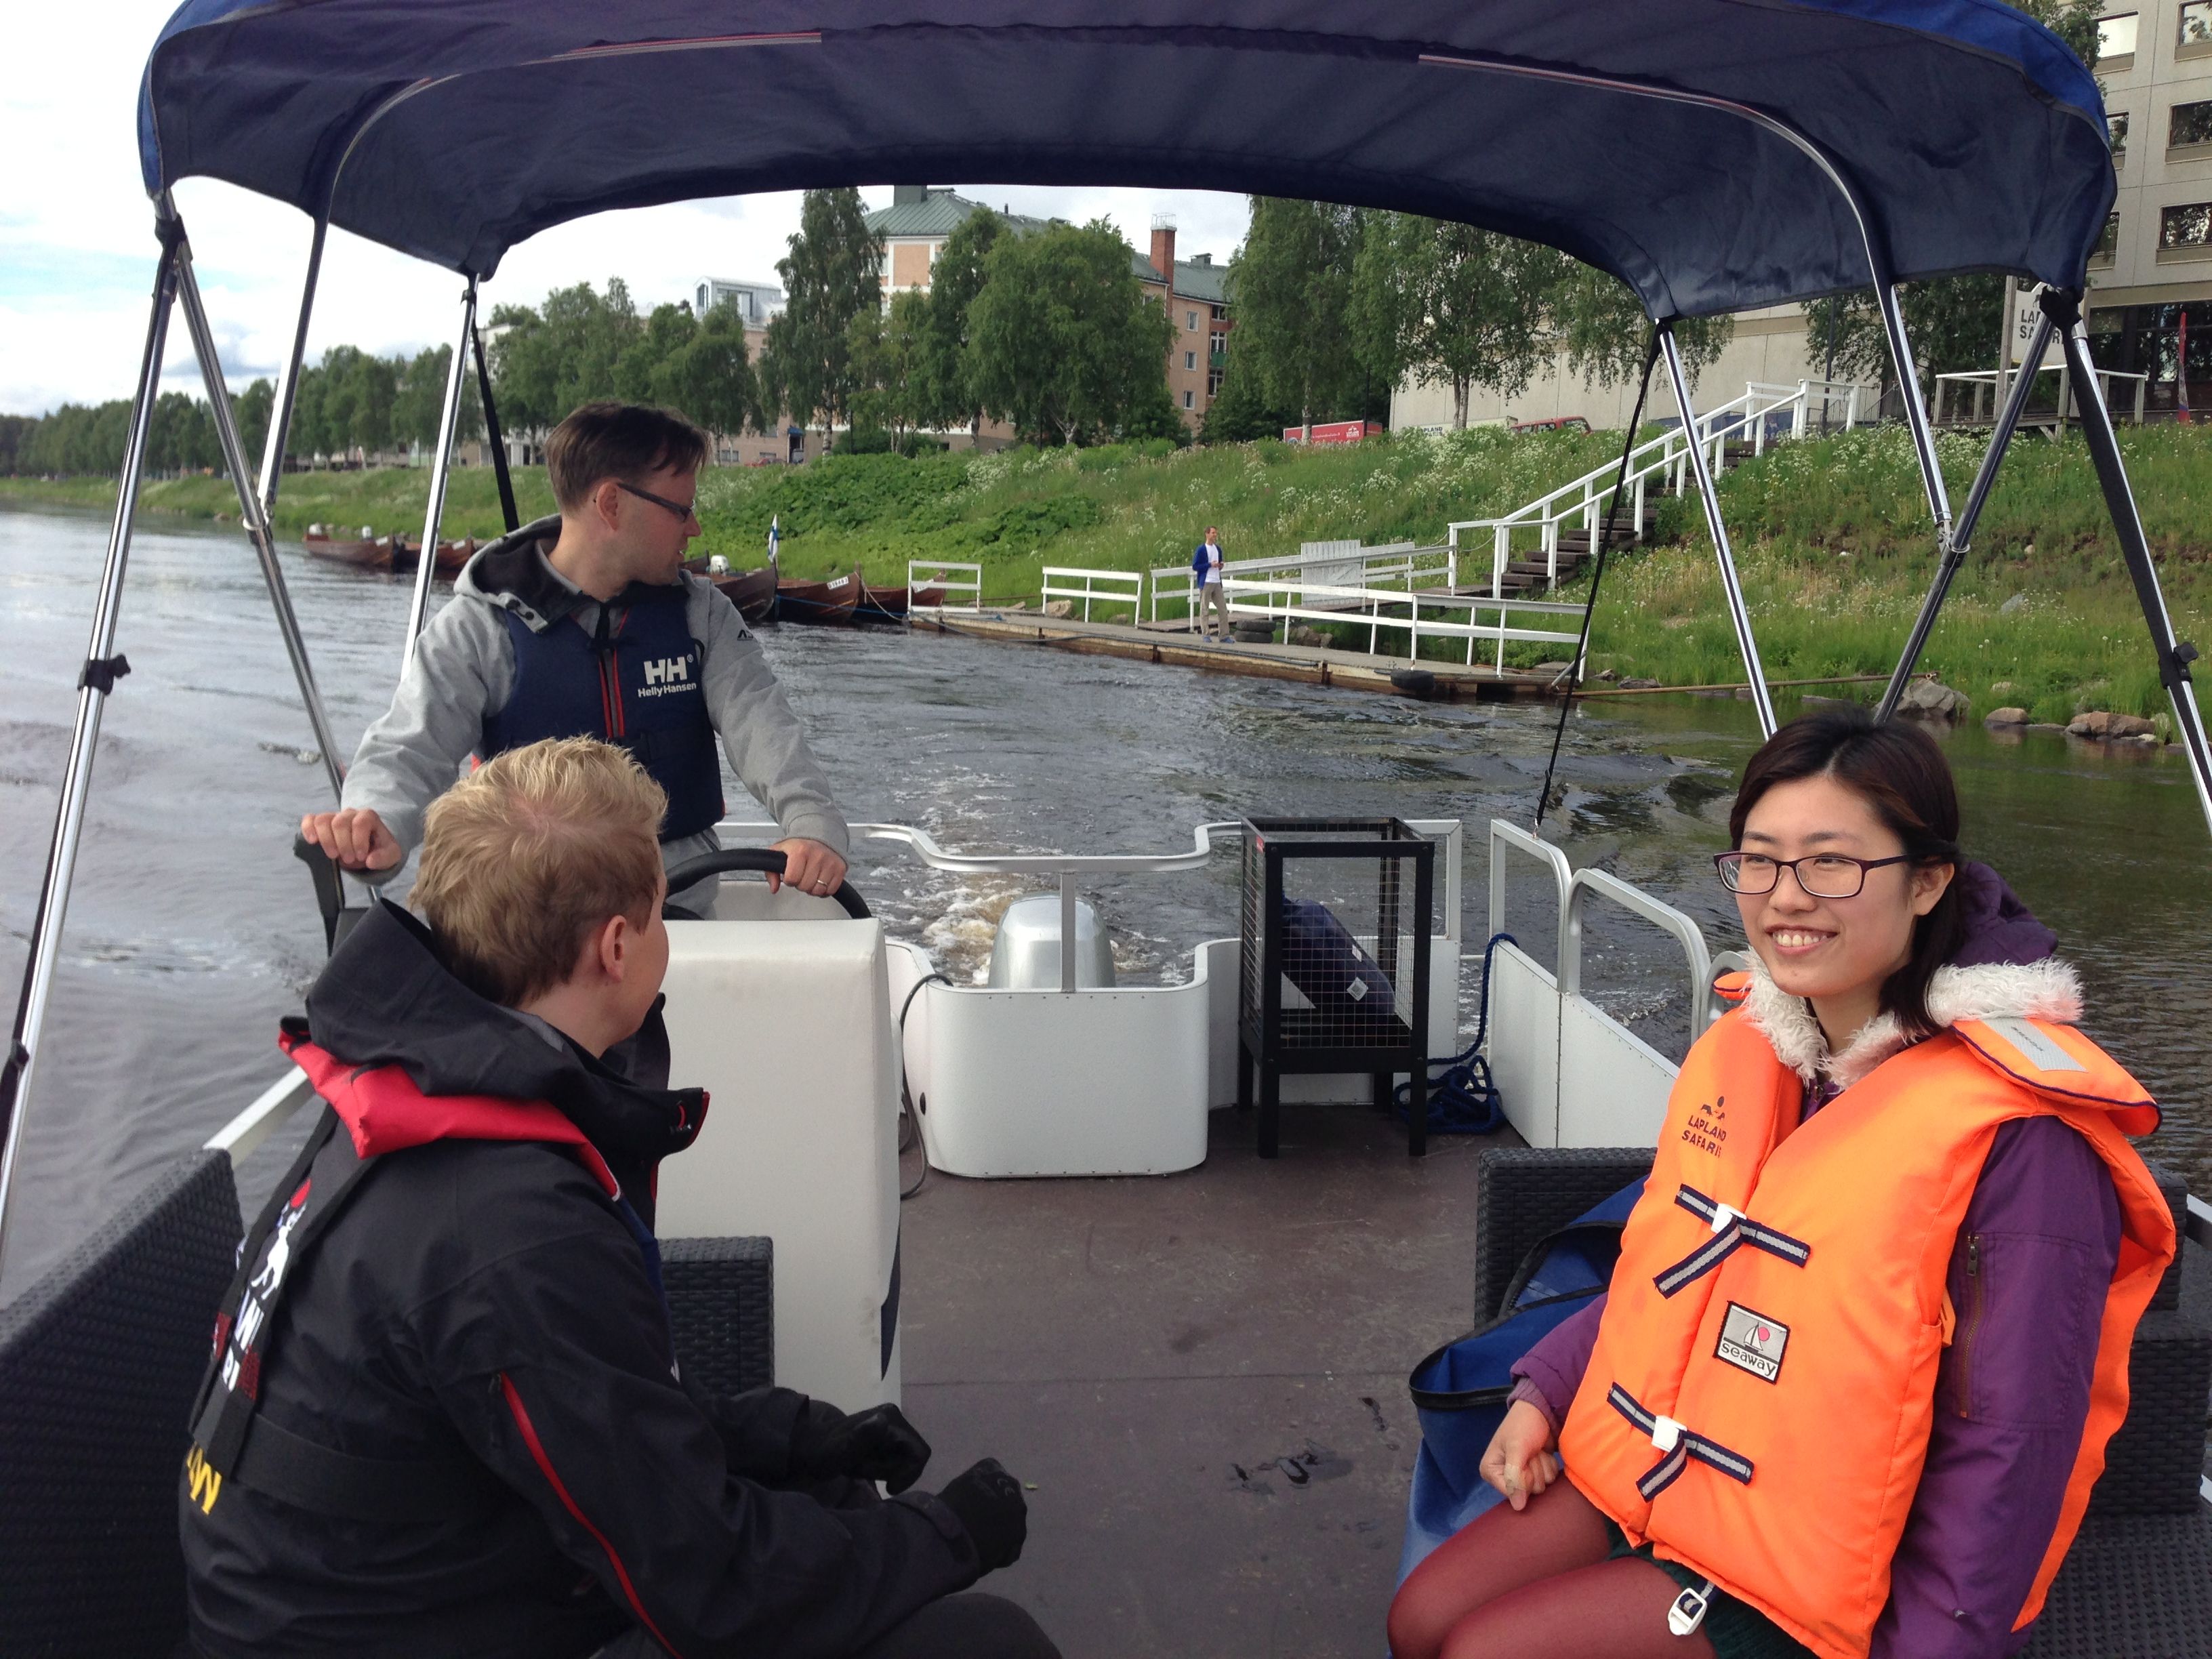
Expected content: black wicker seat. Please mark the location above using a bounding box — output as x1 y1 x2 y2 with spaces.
0 1148 775 1659
1469 1147 2212 1659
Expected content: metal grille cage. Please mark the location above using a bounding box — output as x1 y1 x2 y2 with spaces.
1238 818 1435 1156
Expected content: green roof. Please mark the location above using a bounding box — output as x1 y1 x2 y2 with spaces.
863 187 1051 239
866 188 1229 305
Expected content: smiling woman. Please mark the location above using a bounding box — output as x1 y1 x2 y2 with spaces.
1393 705 2179 1659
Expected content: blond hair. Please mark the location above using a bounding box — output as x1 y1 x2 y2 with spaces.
411 737 667 1006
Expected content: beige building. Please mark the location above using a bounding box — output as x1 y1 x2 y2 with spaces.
1396 7 2212 432
2086 2 2212 407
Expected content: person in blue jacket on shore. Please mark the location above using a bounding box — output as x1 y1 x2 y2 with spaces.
1190 528 1227 641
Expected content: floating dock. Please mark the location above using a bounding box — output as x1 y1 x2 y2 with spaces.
909 609 1558 700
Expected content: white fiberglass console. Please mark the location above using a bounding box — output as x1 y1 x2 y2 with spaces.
656 884 900 1412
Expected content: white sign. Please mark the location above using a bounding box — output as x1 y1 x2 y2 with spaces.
2007 283 2051 370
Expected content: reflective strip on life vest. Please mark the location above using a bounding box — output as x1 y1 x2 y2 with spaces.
1607 1383 1755 1498
1653 1185 1813 1298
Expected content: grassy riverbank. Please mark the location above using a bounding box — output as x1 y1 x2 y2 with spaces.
9 422 2209 724
0 465 555 539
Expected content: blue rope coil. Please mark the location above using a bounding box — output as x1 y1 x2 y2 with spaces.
1393 930 1518 1136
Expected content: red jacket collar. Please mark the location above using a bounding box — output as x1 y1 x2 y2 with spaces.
281 1031 621 1198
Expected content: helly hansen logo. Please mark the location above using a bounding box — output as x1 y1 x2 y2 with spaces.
636 653 701 699
1716 1302 1789 1383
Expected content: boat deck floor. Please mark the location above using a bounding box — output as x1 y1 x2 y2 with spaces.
897 1101 1512 1659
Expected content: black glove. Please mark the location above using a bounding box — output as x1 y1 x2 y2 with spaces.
787 1401 931 1495
936 1457 1028 1572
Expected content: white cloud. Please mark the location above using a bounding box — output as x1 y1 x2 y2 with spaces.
1 5 1250 416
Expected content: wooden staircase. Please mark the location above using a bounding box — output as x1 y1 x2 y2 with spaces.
1484 504 1659 594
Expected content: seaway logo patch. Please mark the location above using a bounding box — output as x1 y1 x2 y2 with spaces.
1716 1302 1789 1383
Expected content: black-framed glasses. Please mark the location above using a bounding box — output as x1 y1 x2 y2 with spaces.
616 480 700 525
1714 851 1913 899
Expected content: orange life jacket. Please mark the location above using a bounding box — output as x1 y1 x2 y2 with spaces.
1557 989 2175 1659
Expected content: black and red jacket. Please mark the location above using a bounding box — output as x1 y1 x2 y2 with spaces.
181 900 976 1659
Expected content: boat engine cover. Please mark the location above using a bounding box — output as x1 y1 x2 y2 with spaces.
987 893 1116 990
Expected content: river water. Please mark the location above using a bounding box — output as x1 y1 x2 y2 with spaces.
3 502 2207 1297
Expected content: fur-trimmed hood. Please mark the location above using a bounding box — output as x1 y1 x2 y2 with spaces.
1736 859 2080 1090
1740 953 2084 1090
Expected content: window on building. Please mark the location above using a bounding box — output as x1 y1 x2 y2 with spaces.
1183 389 1195 409
2183 2 2212 51
1211 304 1226 321
2161 202 2212 251
2100 11 2138 61
1208 369 1225 398
1187 310 1198 330
2110 111 2129 164
2093 211 2121 265
1184 350 1197 371
2174 100 2212 148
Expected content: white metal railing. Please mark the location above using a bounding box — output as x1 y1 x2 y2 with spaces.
1041 565 1143 623
1933 365 2150 428
1447 380 1858 598
908 559 981 612
1150 541 1440 632
1223 575 1583 670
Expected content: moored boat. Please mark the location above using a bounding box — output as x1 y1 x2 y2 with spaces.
301 524 403 570
777 567 862 626
713 560 779 625
855 581 915 625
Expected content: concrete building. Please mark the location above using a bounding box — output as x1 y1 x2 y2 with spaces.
692 277 785 326
2085 2 2212 409
861 186 1233 432
1395 6 2212 432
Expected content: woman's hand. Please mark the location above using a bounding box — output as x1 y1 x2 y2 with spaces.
1479 1399 1561 1512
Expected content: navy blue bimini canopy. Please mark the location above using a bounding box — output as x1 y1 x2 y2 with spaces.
138 1 2113 321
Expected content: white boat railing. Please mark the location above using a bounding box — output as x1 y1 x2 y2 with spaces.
1223 575 1584 670
1446 380 1850 597
1040 565 1142 623
202 1067 315 1162
908 559 981 612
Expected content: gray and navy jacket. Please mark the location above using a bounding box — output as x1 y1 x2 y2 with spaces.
340 516 848 892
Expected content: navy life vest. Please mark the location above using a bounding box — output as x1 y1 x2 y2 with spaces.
472 541 724 842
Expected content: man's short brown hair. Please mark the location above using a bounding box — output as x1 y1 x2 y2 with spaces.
411 737 667 1006
545 402 709 512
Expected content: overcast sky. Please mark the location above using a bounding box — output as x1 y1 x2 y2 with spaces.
3 4 1252 418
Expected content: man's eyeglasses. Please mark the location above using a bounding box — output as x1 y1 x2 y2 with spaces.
1715 851 1913 899
616 480 700 525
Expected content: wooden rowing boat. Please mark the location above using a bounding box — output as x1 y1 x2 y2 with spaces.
712 561 779 625
433 536 476 575
855 582 916 625
777 567 863 626
302 525 403 571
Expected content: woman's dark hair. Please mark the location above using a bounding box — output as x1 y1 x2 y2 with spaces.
1727 708 1965 1034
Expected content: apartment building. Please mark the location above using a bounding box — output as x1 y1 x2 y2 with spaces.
2087 2 2212 409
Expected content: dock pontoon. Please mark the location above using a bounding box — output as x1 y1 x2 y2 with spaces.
3 5 2208 1656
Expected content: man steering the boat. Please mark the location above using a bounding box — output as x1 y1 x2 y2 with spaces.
300 401 848 916
187 737 1053 1659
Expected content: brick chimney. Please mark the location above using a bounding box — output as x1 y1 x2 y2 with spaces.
1149 213 1176 284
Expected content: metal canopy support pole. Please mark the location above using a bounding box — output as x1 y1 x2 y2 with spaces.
471 312 520 533
1662 326 1776 737
1877 310 2057 720
403 282 478 671
258 217 326 514
2050 294 2212 836
1877 285 1954 541
172 222 347 802
0 224 183 1271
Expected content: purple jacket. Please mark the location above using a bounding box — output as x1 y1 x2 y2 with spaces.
1510 865 2123 1659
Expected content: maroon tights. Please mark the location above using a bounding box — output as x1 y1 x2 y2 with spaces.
1387 1480 1718 1659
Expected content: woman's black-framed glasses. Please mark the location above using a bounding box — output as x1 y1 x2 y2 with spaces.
616 480 700 525
1714 851 1912 899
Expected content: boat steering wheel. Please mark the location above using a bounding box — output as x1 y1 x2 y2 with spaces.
662 847 871 920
